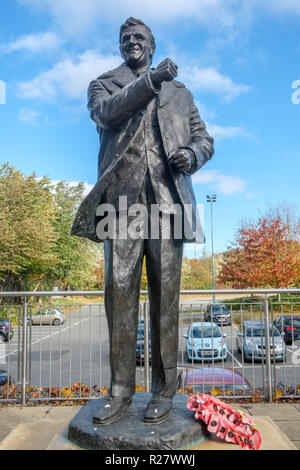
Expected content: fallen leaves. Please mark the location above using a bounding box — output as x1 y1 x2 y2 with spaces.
0 381 300 406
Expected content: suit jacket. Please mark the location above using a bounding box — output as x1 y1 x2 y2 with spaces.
71 63 214 243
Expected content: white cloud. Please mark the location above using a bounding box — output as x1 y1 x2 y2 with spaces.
18 0 241 36
1 32 64 54
181 66 251 102
192 170 246 195
17 49 247 105
18 107 41 124
206 122 251 141
38 178 94 197
19 0 300 39
195 101 216 121
17 50 121 101
51 180 94 197
259 0 300 16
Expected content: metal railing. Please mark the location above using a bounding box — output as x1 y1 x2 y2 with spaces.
0 289 299 405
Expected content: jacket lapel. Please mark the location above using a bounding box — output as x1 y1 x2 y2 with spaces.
158 81 176 108
109 63 136 88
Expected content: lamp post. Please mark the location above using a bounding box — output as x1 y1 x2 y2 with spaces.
206 194 217 302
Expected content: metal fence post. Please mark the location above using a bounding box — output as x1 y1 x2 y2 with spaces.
264 296 273 402
21 297 28 405
144 300 150 393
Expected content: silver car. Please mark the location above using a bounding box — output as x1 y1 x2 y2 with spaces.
236 320 286 362
30 308 65 326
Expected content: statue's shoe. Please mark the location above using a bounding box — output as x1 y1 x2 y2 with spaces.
144 396 173 424
93 396 132 425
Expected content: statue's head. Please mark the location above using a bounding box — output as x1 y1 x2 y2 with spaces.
120 17 156 68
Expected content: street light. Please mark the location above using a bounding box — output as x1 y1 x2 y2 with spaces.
206 194 217 302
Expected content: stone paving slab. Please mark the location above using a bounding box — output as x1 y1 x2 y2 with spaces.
0 407 78 451
189 416 297 450
242 404 300 421
0 419 67 450
0 426 15 443
272 421 300 442
0 407 50 426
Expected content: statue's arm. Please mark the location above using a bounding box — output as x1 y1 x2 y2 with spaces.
88 72 159 129
183 103 214 176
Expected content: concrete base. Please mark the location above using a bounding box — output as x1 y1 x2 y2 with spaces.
68 393 208 450
0 404 297 450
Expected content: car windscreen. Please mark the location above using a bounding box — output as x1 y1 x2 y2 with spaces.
211 305 227 312
191 326 221 338
246 327 280 337
187 384 250 393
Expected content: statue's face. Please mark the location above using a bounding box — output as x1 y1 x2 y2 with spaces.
120 25 154 68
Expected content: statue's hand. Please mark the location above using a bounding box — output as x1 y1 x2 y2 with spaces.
150 59 178 87
170 149 194 174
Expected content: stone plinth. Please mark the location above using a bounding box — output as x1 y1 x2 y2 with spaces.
68 393 208 450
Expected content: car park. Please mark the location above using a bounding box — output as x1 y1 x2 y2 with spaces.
204 303 231 326
136 321 151 364
179 366 252 394
0 319 13 343
236 320 286 362
184 322 227 362
273 315 300 345
30 308 65 326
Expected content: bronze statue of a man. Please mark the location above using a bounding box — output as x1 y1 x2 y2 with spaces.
72 17 214 424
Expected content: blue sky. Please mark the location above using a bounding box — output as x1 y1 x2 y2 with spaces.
1 0 300 258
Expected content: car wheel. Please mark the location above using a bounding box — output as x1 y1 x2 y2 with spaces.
52 319 61 326
285 340 292 346
186 353 192 363
0 334 5 344
243 350 250 362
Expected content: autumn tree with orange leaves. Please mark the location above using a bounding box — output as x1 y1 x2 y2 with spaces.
218 215 300 288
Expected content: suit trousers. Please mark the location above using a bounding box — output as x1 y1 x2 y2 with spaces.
103 174 183 399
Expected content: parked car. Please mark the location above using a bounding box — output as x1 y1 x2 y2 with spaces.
236 320 286 362
184 322 227 362
136 321 151 364
30 308 65 326
204 303 231 326
179 366 252 394
0 370 13 387
0 319 13 343
273 315 300 345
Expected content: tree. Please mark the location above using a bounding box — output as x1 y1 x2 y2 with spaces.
47 181 103 290
0 165 105 293
180 251 223 290
0 164 57 291
218 214 300 289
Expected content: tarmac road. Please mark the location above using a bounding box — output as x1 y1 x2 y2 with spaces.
1 304 299 398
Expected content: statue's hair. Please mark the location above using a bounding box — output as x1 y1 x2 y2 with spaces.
119 17 156 58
